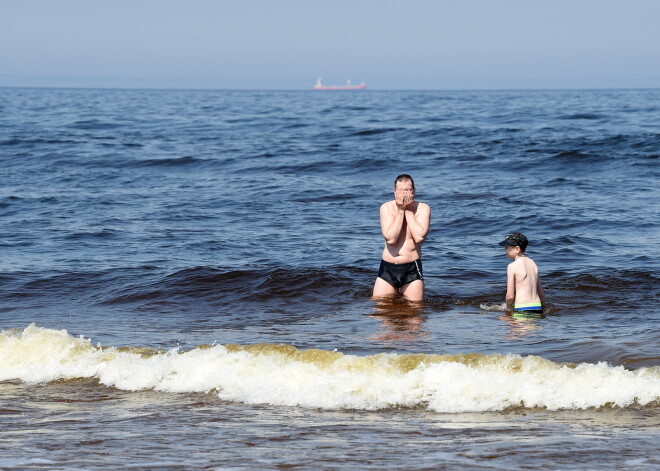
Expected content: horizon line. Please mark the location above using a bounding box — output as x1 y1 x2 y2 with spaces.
2 84 660 93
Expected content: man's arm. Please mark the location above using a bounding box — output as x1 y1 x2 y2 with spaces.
505 264 516 311
404 203 430 244
380 203 405 246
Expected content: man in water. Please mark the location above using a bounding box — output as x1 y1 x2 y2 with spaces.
499 232 546 315
372 174 431 301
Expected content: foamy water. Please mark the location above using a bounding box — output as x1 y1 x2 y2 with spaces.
3 325 658 413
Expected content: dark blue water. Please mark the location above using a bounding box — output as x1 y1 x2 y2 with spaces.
1 88 659 470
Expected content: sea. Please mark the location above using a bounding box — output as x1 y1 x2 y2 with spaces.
1 87 659 470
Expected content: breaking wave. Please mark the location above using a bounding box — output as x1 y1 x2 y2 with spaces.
2 325 658 413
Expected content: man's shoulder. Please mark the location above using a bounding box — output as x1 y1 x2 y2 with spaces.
380 200 397 213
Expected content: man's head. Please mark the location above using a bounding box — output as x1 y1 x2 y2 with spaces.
498 233 529 252
394 174 415 190
393 174 415 203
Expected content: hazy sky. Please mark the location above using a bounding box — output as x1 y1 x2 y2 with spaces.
1 0 659 89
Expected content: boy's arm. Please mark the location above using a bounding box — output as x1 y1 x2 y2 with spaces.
537 277 546 306
505 264 516 311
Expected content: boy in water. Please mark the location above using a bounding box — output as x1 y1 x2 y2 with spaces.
499 233 546 315
372 174 431 302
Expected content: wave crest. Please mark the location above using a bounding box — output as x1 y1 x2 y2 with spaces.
2 325 658 413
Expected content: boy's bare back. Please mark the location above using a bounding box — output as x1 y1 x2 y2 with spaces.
499 233 546 312
507 256 543 307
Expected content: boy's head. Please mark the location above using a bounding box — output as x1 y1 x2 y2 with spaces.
498 233 528 252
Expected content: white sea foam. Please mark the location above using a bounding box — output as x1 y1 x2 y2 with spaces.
479 303 507 312
1 324 658 413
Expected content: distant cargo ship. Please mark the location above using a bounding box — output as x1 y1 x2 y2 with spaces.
314 78 367 90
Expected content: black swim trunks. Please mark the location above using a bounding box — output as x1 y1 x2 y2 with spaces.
377 259 423 288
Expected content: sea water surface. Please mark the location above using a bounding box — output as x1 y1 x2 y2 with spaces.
1 87 659 469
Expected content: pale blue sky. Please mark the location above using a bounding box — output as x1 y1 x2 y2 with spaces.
1 0 659 89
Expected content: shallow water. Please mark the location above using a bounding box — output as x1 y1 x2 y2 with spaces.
1 87 659 469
